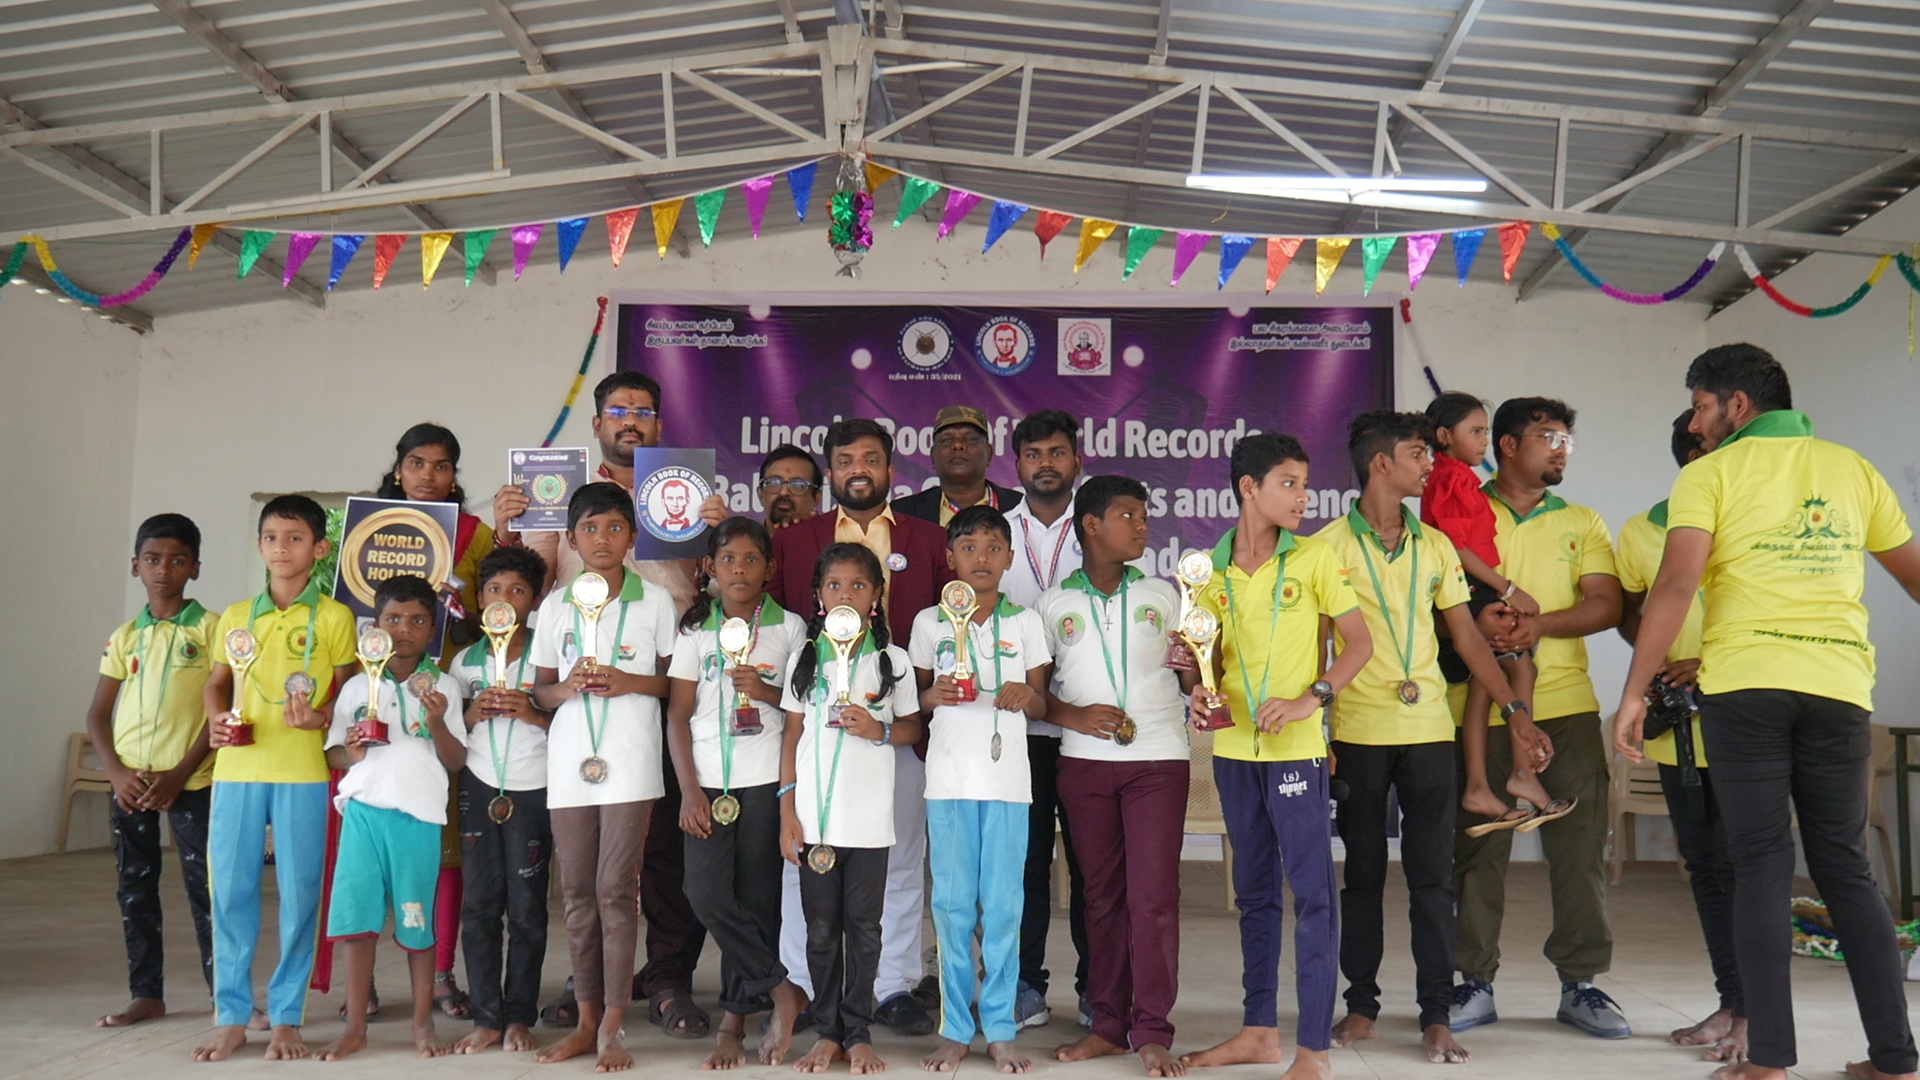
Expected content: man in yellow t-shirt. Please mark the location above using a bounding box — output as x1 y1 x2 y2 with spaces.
1615 411 1745 1061
1615 345 1920 1079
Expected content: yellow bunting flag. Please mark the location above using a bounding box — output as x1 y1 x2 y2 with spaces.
420 231 452 288
1315 237 1351 295
652 199 684 258
864 162 897 193
606 208 639 268
187 224 221 269
1074 219 1118 273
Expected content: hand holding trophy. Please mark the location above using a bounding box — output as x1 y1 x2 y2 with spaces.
718 617 763 736
1181 606 1234 731
822 606 865 728
354 627 394 747
222 629 259 747
938 580 980 702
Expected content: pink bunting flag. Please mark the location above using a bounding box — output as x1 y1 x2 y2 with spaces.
936 190 982 240
283 233 321 287
742 177 773 238
1405 233 1441 293
1170 231 1208 287
510 223 543 281
605 208 638 268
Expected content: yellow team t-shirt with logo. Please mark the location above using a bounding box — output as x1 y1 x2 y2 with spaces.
1616 502 1707 767
100 601 221 790
1666 410 1912 711
1197 528 1357 762
212 580 358 784
1314 507 1472 746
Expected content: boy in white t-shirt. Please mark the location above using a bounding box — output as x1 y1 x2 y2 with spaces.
446 546 551 1055
1037 477 1202 1077
316 574 469 1062
528 483 678 1073
909 506 1052 1074
778 543 924 1076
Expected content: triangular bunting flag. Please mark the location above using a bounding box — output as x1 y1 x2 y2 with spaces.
463 228 497 286
605 209 638 268
1170 231 1208 287
1217 235 1254 290
1265 238 1301 292
742 178 772 238
787 162 816 222
1034 211 1073 257
187 224 220 269
653 199 684 257
283 233 321 287
1359 235 1396 297
936 190 981 240
236 230 271 280
1452 229 1486 286
695 190 725 247
372 234 404 289
864 162 897 193
510 223 542 280
893 177 941 228
327 234 364 290
1405 233 1441 293
420 231 452 288
1497 221 1532 281
982 201 1028 253
1314 237 1351 295
1074 219 1118 273
556 218 586 272
1121 226 1162 281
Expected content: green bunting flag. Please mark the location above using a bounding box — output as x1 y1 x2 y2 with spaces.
893 177 941 228
463 229 497 287
1360 235 1397 296
695 190 726 247
236 230 272 279
1121 226 1162 281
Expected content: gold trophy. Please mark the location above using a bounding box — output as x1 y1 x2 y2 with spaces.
568 572 613 784
222 628 259 747
1181 606 1233 730
822 605 866 728
938 580 980 702
1167 549 1215 670
718 617 763 736
354 627 394 747
481 601 518 706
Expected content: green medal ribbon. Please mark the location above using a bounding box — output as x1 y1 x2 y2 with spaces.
382 656 442 738
1355 524 1420 703
1079 576 1129 714
1224 549 1289 756
810 637 861 844
246 585 317 707
948 603 1008 746
485 641 531 793
572 597 634 762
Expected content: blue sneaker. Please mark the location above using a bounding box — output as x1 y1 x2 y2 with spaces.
1014 983 1051 1030
1448 981 1497 1033
1557 982 1632 1039
1077 993 1093 1029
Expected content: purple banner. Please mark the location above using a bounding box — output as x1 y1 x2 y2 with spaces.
615 296 1393 569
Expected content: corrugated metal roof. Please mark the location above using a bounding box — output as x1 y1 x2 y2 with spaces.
2 0 1916 326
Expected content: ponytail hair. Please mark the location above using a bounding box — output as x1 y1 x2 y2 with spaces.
787 543 902 706
678 516 776 635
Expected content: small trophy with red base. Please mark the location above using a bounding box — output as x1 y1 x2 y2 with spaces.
939 580 980 702
1181 607 1233 731
353 627 394 747
823 606 865 728
1166 550 1215 669
223 628 258 746
718 616 763 736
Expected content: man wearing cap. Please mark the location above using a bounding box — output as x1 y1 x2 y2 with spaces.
893 406 1024 525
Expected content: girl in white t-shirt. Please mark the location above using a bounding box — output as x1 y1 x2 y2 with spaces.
664 518 810 1068
777 544 923 1075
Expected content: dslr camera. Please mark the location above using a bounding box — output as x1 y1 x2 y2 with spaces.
1642 673 1696 740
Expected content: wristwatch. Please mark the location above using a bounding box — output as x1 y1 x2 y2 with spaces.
1310 680 1335 707
1500 700 1530 721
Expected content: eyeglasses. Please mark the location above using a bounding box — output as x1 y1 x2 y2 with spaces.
757 477 819 495
1533 431 1576 453
602 406 658 422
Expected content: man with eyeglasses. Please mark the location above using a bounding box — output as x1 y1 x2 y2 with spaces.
893 406 1023 526
756 444 823 530
1446 397 1627 1041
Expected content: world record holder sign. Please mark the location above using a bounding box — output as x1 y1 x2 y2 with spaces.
332 497 458 642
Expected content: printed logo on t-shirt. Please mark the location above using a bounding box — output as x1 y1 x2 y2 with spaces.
1276 770 1309 798
701 651 724 681
1278 578 1304 610
1428 572 1443 599
618 643 637 662
934 639 958 674
561 632 580 666
1558 532 1583 568
179 640 202 663
286 627 310 654
1134 605 1164 632
1056 614 1085 647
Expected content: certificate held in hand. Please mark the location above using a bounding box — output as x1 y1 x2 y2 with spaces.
507 447 589 532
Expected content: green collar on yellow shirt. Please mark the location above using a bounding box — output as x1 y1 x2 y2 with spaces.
1345 504 1422 561
1716 408 1815 448
1647 499 1670 529
248 576 324 621
1480 479 1568 524
135 599 205 630
1209 526 1297 573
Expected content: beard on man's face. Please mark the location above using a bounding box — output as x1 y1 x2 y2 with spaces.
834 478 886 512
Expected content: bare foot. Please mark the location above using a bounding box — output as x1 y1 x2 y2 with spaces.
1422 1025 1470 1065
1140 1045 1186 1077
1056 1033 1129 1063
265 1025 310 1061
191 1025 247 1062
1278 1049 1332 1080
416 1018 453 1058
1846 1062 1920 1080
595 1018 633 1073
1672 1008 1735 1046
1507 771 1554 811
849 1043 888 1074
99 997 166 1027
988 1041 1031 1074
1713 1063 1788 1080
1330 1014 1374 1049
315 1026 366 1062
505 1022 538 1052
1704 1019 1748 1063
796 1039 846 1073
1179 1026 1283 1067
457 1026 504 1054
1460 784 1509 819
760 981 810 1066
706 1027 748 1070
247 1007 271 1032
538 1024 599 1064
923 1039 969 1072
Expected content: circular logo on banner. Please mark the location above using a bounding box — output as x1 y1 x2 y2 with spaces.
898 317 954 371
511 451 527 466
532 472 569 504
974 316 1036 376
340 506 454 607
637 466 713 544
1060 318 1110 374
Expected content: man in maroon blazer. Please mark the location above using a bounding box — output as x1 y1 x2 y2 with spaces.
768 417 951 1037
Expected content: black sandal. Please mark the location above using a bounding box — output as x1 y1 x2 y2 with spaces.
540 977 578 1028
649 988 711 1039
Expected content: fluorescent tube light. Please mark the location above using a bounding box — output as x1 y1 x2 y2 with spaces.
1186 175 1489 197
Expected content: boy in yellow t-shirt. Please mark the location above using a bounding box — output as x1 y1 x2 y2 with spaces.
1183 434 1372 1080
193 495 357 1064
86 513 220 1029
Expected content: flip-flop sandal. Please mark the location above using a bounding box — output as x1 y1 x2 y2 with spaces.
1465 806 1537 838
335 991 380 1022
649 988 711 1039
541 978 578 1028
1515 797 1578 833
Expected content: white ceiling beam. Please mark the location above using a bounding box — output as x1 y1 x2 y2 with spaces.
774 0 805 44
866 61 1019 142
